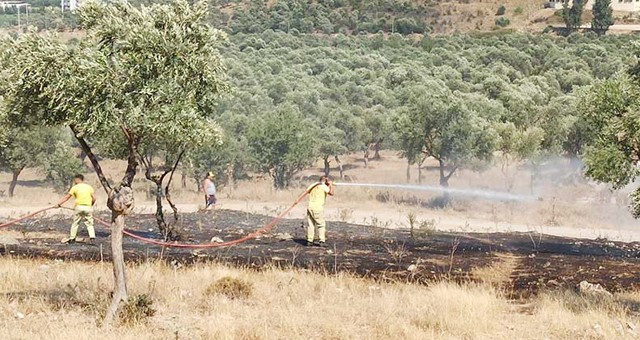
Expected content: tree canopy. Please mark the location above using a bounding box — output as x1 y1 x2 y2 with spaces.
592 0 614 34
0 0 228 323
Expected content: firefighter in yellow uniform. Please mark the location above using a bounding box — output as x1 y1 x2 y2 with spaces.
306 176 334 247
57 174 97 244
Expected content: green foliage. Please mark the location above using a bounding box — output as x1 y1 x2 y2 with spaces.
248 106 316 189
563 0 585 31
395 83 499 187
495 17 510 28
41 140 85 193
496 123 544 161
0 127 58 174
631 189 640 218
0 0 229 190
188 127 250 185
592 0 614 34
0 126 77 195
514 7 523 15
496 5 506 16
217 0 432 35
579 74 640 215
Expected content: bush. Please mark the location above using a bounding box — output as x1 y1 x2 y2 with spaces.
496 5 506 16
205 277 253 299
120 294 156 325
495 17 511 28
514 7 523 15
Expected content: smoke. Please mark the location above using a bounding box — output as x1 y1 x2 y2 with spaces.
335 182 535 202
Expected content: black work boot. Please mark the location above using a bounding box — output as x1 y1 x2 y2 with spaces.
64 238 76 245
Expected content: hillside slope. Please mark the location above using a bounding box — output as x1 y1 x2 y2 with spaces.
213 0 558 35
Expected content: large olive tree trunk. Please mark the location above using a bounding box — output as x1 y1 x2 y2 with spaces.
104 185 134 325
71 125 138 326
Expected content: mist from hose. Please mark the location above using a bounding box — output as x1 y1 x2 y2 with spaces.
334 182 535 202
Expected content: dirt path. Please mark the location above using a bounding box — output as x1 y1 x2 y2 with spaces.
1 209 640 298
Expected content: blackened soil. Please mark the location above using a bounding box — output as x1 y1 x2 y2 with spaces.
2 209 640 298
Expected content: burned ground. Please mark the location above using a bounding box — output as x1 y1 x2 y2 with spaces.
2 209 640 299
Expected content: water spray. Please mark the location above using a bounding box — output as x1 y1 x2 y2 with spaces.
334 182 534 202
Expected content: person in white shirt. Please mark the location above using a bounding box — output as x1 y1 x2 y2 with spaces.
202 172 217 210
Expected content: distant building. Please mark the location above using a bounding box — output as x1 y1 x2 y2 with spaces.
61 0 80 12
547 0 640 12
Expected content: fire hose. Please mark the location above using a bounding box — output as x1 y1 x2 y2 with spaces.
0 189 310 249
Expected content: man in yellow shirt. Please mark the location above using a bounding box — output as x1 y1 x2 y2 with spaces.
57 174 97 245
306 176 334 247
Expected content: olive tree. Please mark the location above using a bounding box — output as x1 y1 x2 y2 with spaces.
248 106 316 189
0 126 61 197
496 122 544 192
395 84 499 202
579 74 640 217
0 1 227 324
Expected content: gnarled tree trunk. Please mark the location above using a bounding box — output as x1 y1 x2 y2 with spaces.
438 159 457 205
104 185 134 325
323 156 331 177
373 139 383 160
71 125 138 326
8 167 23 198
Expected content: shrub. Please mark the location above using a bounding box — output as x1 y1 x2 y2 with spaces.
496 5 506 16
120 294 156 325
514 7 523 15
205 277 253 299
495 17 511 28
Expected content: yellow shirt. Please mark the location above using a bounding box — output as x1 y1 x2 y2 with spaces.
307 183 330 210
69 183 94 206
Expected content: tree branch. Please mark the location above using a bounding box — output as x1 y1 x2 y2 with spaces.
121 126 139 187
444 166 459 181
69 125 112 194
136 148 154 182
165 150 184 223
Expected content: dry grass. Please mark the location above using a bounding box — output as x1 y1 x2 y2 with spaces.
471 253 520 287
0 257 638 339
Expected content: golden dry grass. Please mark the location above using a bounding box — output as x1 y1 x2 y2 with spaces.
0 257 638 339
470 253 520 287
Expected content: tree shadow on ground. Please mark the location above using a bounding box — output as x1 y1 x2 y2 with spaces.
16 179 48 188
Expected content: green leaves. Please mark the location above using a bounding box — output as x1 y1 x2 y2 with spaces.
580 73 640 215
395 83 499 179
0 0 229 189
248 106 315 189
584 143 639 189
592 0 614 34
